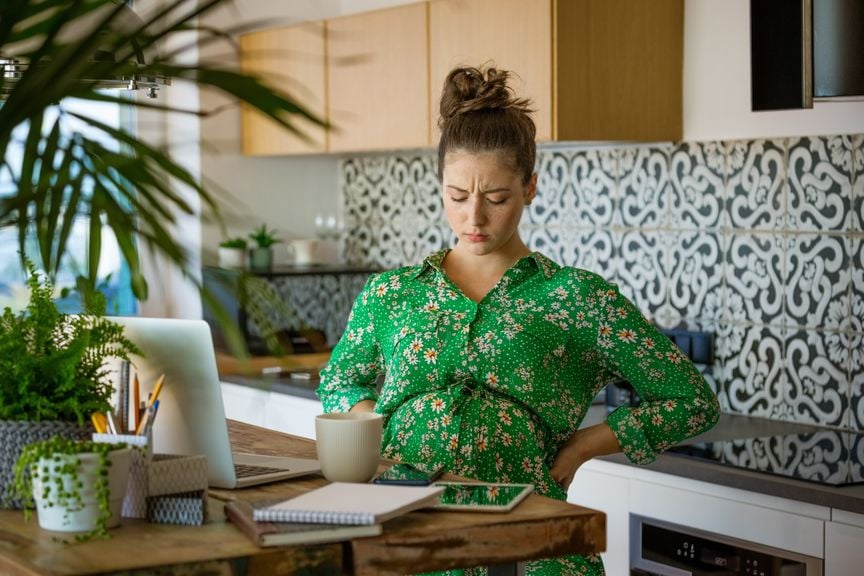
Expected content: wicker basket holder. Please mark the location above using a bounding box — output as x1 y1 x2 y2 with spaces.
0 420 92 510
93 432 208 524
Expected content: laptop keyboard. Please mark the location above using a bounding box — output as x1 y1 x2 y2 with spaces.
234 463 287 478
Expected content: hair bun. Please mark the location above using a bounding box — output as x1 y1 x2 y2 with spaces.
439 65 531 126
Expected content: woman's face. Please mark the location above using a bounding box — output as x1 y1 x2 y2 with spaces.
441 150 536 257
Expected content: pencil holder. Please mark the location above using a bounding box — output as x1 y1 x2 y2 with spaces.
146 489 208 525
93 432 208 521
93 431 153 518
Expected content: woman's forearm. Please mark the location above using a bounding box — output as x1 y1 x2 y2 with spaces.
550 423 622 488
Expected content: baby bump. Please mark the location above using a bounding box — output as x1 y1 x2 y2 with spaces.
381 386 564 499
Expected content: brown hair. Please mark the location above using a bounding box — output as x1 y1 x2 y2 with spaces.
437 65 536 184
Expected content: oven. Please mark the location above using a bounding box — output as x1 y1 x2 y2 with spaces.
630 515 823 575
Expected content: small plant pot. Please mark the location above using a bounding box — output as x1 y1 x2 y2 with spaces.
32 447 132 533
249 247 273 272
218 247 247 269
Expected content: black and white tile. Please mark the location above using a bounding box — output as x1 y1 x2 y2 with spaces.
617 145 671 228
786 135 854 231
725 139 786 230
785 329 850 429
853 134 864 230
721 325 788 421
724 233 785 326
568 148 617 228
785 233 850 329
612 230 669 319
669 141 727 230
665 231 725 328
530 151 571 227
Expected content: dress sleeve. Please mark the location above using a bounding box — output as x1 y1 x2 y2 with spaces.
317 276 384 412
596 284 721 465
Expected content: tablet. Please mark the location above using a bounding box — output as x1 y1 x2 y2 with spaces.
431 482 534 512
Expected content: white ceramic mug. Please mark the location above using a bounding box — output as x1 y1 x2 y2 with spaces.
315 412 383 483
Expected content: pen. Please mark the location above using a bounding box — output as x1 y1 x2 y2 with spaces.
106 411 117 435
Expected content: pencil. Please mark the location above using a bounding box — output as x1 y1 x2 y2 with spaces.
148 374 166 408
133 374 141 431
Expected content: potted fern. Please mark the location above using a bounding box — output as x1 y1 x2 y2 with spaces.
0 261 141 510
12 436 132 540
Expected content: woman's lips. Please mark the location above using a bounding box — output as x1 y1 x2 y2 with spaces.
465 233 489 243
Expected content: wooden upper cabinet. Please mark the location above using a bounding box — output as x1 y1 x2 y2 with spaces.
429 0 553 142
240 22 327 155
326 3 430 152
430 0 683 143
556 0 683 142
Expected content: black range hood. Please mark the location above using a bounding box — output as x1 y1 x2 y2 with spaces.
751 0 864 111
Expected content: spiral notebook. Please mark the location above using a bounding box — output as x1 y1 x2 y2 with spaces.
252 482 445 525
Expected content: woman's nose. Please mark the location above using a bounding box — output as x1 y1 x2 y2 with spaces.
467 196 486 224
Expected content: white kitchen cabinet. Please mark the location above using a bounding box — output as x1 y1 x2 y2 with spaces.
220 381 321 439
826 510 864 576
220 381 268 427
569 460 634 576
569 459 833 576
264 392 321 439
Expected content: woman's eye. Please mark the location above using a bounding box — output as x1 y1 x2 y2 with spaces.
487 197 507 205
450 196 467 203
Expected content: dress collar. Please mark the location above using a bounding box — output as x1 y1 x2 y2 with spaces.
413 249 559 281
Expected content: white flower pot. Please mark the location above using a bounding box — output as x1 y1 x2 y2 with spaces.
218 247 247 269
32 448 132 533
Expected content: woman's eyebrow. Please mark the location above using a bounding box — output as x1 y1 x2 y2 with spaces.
446 185 511 194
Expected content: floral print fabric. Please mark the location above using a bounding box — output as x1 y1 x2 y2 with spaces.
318 250 721 575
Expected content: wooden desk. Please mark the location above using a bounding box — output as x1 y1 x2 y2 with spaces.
0 421 605 575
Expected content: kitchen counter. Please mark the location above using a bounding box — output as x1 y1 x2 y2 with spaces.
584 408 864 515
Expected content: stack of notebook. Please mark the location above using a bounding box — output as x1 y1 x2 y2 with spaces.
225 482 444 547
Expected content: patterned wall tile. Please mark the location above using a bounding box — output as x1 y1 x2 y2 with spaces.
617 146 671 228
612 230 668 319
666 231 725 328
529 150 572 227
522 225 565 263
853 237 864 330
785 233 850 329
851 341 864 431
341 155 439 226
397 221 452 265
785 329 850 428
787 135 854 231
721 325 788 420
669 141 727 230
725 139 786 230
853 134 864 230
561 227 615 277
568 148 617 228
724 233 785 326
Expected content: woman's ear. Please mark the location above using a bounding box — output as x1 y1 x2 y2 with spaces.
524 172 538 205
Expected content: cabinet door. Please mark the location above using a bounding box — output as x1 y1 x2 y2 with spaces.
240 23 327 155
826 519 864 576
429 0 553 142
556 0 683 141
327 3 430 152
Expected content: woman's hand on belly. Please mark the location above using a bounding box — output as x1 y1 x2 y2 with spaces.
349 400 377 413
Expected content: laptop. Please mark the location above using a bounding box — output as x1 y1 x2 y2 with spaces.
107 316 321 489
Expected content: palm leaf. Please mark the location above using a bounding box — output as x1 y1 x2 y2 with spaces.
1 0 327 355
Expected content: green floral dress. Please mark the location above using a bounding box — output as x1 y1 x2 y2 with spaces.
317 250 721 576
